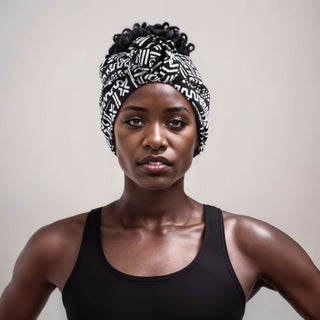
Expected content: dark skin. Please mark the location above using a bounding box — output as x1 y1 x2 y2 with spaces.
0 83 319 319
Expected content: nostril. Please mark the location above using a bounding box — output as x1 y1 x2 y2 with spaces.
143 126 168 150
144 143 167 151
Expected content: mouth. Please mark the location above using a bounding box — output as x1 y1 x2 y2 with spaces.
138 156 172 174
138 156 171 166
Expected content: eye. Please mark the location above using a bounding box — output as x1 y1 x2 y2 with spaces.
167 119 187 130
124 117 145 128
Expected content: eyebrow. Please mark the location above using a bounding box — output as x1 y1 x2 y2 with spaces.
120 105 191 114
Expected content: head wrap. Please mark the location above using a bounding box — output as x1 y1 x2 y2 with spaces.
99 35 210 156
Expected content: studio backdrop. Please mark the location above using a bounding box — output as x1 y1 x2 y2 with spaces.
1 1 319 319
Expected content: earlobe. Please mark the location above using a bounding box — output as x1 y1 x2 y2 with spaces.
113 136 117 155
195 138 200 150
193 140 200 157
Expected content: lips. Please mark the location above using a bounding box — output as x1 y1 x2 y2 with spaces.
138 156 171 174
138 156 171 166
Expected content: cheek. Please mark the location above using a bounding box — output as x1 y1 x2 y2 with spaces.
173 129 198 153
114 129 140 169
115 142 133 176
114 122 128 154
170 131 198 170
114 137 129 163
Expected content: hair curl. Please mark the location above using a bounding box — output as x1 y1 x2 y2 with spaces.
107 22 195 57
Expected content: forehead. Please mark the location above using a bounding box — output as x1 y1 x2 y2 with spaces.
120 83 194 113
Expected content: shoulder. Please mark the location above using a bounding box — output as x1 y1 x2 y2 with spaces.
0 212 91 317
27 212 88 259
222 211 286 246
16 211 89 289
222 210 320 319
222 211 309 269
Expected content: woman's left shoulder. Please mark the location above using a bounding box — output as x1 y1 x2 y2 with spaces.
222 210 320 319
222 211 292 248
221 210 311 264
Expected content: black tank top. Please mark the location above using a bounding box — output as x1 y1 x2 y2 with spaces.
62 205 245 319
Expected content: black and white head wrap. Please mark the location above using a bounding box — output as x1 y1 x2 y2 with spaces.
99 35 210 156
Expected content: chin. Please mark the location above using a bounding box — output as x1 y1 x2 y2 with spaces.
129 174 184 191
137 180 176 191
141 184 172 191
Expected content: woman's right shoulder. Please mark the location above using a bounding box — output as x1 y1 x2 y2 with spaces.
21 211 91 290
29 212 89 252
0 211 93 316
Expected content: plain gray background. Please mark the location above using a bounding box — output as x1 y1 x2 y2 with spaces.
1 0 319 319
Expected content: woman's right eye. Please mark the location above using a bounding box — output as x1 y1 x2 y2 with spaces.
125 118 145 127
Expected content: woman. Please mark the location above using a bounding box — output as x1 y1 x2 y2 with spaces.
0 22 319 320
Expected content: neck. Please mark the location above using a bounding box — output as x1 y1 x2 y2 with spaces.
113 175 197 228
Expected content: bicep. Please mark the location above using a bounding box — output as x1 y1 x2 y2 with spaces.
238 217 320 319
261 233 320 319
0 278 55 320
0 231 57 320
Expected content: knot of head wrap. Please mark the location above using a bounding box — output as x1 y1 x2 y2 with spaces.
99 35 210 156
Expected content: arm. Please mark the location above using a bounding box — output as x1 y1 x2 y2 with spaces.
0 228 57 320
235 216 320 319
0 214 86 320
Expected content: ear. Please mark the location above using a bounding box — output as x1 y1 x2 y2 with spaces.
112 137 118 156
193 137 200 157
195 135 200 150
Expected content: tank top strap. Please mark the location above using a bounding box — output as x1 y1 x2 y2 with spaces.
204 204 246 309
79 207 101 255
202 204 222 259
62 207 102 302
203 204 220 229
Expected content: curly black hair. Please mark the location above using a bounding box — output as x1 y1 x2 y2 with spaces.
107 22 195 57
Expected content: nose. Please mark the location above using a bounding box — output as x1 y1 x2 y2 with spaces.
143 122 168 151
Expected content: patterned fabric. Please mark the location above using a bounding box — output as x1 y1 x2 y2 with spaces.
99 35 210 156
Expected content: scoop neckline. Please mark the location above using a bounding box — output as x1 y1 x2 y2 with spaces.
96 204 209 282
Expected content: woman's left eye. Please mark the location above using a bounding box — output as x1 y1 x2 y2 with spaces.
167 119 187 129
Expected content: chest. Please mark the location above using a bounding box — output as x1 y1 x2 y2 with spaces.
63 207 246 320
100 224 204 277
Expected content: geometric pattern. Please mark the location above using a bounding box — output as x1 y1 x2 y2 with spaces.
99 35 210 156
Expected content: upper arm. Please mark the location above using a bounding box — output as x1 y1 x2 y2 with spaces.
236 216 320 319
0 227 59 320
